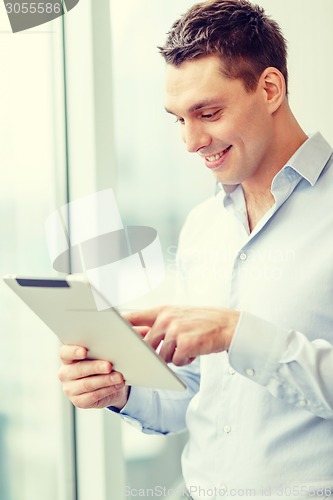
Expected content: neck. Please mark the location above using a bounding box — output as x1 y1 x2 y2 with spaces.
244 189 274 232
242 101 308 231
242 101 308 199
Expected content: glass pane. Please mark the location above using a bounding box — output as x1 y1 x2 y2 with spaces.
0 16 73 500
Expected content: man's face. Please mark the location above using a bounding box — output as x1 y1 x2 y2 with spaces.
165 55 275 187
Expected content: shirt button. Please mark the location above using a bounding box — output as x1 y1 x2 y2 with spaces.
246 368 255 377
299 398 307 407
239 252 247 261
223 425 231 433
229 367 236 375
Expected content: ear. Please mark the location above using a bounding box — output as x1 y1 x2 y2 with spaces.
259 67 286 114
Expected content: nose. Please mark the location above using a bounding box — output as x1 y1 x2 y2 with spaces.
181 122 211 153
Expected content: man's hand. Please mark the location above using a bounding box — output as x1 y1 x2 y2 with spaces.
126 306 240 366
58 345 129 410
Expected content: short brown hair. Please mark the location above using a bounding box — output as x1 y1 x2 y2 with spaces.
159 0 288 94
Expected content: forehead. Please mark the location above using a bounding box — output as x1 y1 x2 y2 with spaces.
164 55 242 114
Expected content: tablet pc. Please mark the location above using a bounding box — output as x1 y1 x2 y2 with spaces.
3 274 186 391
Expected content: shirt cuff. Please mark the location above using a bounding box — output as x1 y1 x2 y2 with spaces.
107 386 156 431
228 311 290 386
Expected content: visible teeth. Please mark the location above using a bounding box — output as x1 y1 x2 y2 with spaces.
206 148 230 162
207 152 221 162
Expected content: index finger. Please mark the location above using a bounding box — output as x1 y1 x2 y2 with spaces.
124 307 162 328
60 344 88 363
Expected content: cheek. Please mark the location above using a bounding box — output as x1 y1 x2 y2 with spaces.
248 102 272 134
210 121 235 143
239 113 272 154
216 110 251 142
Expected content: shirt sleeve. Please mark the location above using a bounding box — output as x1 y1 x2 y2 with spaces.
107 358 201 435
228 311 333 419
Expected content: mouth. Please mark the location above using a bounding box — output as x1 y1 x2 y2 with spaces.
203 145 232 169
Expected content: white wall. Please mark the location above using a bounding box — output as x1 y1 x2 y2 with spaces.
260 0 333 142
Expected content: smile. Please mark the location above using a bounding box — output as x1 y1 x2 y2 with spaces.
205 146 231 162
203 145 232 169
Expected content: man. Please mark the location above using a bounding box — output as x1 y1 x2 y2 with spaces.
59 1 333 498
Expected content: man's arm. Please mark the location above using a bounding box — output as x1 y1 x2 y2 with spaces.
58 343 201 435
116 358 201 435
127 306 333 420
126 305 240 365
228 311 333 419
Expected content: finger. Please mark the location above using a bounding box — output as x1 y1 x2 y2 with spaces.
71 383 126 409
133 326 150 338
144 326 166 351
172 349 195 367
64 372 125 397
60 344 88 364
58 359 112 382
158 339 176 363
124 307 162 327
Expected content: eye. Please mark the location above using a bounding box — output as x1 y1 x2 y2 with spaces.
201 110 222 121
175 117 185 125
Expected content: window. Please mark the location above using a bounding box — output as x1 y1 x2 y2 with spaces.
0 14 75 500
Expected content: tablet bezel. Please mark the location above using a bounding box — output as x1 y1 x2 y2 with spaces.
3 274 186 392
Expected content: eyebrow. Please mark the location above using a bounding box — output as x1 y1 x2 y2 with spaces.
165 98 223 116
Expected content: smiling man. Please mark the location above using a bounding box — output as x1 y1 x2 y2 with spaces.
164 53 306 231
59 1 333 498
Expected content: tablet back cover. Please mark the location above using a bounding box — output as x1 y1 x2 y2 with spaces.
3 274 185 391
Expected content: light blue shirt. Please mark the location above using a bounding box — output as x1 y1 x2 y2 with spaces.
114 132 333 499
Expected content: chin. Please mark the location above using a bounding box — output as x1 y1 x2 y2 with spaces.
213 173 239 186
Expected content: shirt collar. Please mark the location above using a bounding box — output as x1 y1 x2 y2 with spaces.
216 132 333 202
283 131 333 186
